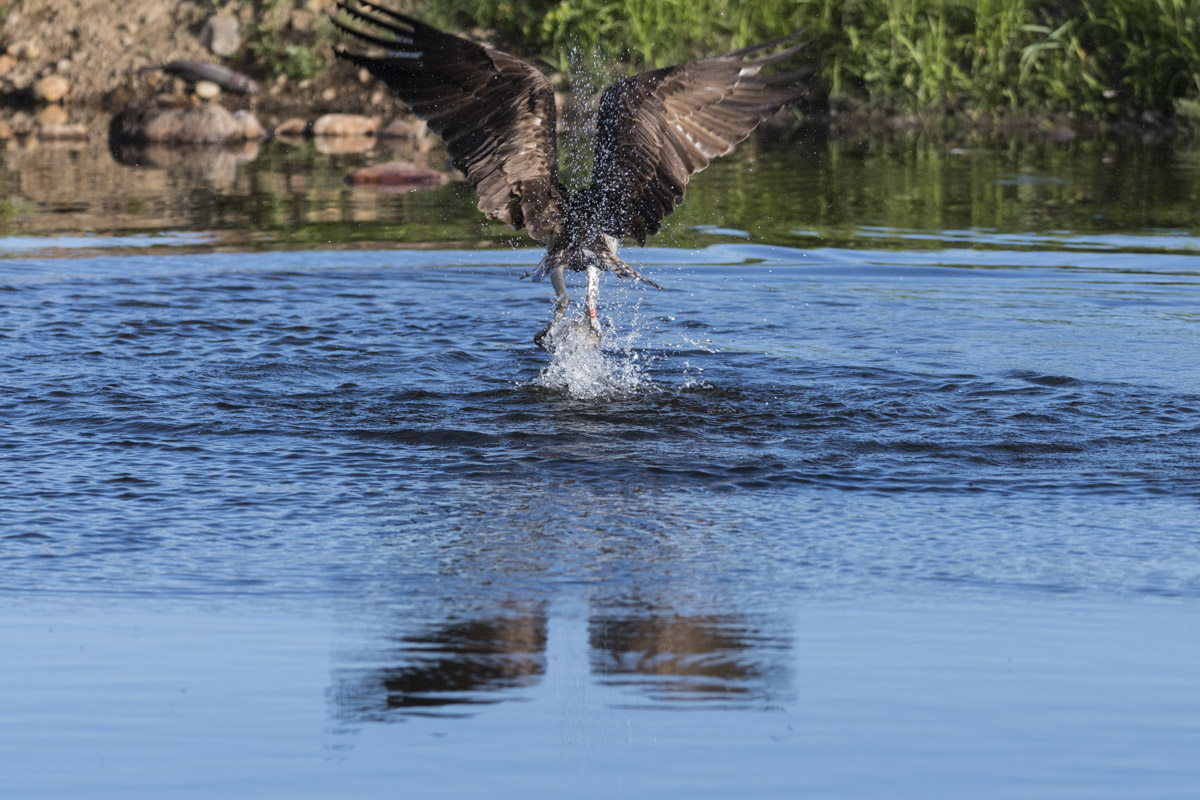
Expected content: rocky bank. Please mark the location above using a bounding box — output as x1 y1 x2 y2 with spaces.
0 0 413 139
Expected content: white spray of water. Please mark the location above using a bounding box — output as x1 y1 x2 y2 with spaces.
522 45 662 401
534 314 651 400
528 269 725 400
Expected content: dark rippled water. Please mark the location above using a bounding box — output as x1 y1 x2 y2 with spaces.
5 241 1200 598
3 132 1200 798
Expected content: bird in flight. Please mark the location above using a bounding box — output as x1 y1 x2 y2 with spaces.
331 1 812 351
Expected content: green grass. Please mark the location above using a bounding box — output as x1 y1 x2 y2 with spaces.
247 0 331 80
422 0 1200 121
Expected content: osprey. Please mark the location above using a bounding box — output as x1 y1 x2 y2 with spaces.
332 1 812 350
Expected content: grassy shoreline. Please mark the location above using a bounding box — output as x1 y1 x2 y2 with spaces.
4 0 1194 136
427 0 1200 127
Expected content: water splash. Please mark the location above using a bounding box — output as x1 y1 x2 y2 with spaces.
534 314 652 400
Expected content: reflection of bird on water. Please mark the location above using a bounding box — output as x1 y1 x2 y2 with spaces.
331 0 812 351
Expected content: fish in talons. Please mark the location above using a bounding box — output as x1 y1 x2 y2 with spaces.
533 261 604 354
330 0 814 350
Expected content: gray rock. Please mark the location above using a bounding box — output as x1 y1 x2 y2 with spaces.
110 103 259 144
201 15 240 58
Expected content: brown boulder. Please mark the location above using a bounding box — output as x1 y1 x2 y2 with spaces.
33 75 70 104
312 113 377 137
145 104 241 143
110 104 264 144
379 116 425 139
272 117 309 137
234 110 266 141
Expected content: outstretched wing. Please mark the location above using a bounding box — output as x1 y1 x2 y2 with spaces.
589 33 813 244
331 1 565 241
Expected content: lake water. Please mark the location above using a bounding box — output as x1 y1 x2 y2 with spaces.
2 129 1200 798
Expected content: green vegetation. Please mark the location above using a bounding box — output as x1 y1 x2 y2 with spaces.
247 0 331 80
8 135 1200 246
667 133 1200 247
430 0 1200 121
435 0 803 84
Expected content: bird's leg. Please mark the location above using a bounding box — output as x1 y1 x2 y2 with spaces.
584 264 602 344
534 265 569 352
552 265 569 320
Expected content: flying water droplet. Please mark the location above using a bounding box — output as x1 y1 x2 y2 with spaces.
534 314 650 400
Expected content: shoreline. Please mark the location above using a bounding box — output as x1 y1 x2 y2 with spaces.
2 93 1193 149
3 1 1198 147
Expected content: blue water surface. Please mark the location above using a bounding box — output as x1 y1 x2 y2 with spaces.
2 143 1200 798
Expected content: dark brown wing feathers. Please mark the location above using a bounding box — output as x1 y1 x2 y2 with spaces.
331 0 564 241
591 32 813 244
332 4 811 248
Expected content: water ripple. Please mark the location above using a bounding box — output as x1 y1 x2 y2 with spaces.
2 245 1199 600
